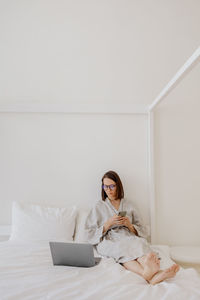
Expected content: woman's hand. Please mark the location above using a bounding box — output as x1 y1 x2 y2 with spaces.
103 214 124 233
103 215 138 235
120 217 138 235
120 216 132 228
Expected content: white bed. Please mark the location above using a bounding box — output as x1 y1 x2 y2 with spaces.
1 202 200 300
1 241 200 300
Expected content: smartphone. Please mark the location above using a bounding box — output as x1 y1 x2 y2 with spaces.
118 211 126 217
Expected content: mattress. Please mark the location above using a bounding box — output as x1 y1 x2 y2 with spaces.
0 241 200 300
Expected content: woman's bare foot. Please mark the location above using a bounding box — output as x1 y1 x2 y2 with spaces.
149 264 180 285
142 252 160 281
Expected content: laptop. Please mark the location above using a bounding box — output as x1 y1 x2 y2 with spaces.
49 241 101 268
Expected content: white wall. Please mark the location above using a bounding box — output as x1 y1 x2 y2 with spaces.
154 62 200 246
0 0 199 107
1 0 200 244
0 113 149 226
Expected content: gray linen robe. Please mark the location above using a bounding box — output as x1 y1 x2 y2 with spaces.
84 198 153 263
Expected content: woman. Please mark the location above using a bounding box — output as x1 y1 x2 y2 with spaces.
85 170 179 285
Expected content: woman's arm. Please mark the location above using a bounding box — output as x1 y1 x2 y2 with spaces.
121 217 138 235
103 215 126 234
84 203 122 244
103 221 110 234
128 223 138 235
84 205 106 245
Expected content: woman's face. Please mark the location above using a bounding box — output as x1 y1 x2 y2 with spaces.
103 178 117 200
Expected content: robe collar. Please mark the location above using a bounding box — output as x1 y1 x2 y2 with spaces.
105 197 123 213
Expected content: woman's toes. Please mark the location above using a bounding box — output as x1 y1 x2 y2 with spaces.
147 253 154 260
174 264 180 273
149 252 155 258
166 264 179 274
176 264 180 270
172 264 178 271
149 252 158 262
167 266 174 273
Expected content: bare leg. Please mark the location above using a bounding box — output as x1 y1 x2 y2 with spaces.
123 253 159 282
149 264 180 285
137 252 160 268
123 260 144 278
137 252 160 281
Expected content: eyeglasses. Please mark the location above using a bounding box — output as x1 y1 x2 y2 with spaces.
102 184 116 190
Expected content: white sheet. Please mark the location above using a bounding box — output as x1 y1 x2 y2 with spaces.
0 241 200 300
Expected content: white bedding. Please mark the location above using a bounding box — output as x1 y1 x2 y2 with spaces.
1 241 200 300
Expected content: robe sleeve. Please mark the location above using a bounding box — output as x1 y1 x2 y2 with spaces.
84 204 106 246
132 208 148 239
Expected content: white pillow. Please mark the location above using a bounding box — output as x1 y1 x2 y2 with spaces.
10 201 77 243
73 208 89 243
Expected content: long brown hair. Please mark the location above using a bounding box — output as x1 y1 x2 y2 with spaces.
101 170 124 201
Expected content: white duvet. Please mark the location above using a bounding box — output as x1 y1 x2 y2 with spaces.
0 241 200 300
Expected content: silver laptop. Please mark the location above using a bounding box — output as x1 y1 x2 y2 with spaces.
49 241 101 268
